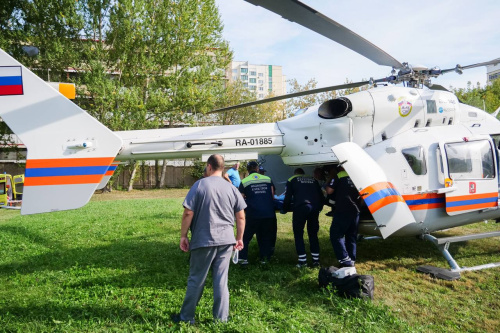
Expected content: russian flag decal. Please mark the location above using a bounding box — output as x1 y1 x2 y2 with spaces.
0 66 23 96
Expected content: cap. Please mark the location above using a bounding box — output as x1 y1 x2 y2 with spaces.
247 161 259 170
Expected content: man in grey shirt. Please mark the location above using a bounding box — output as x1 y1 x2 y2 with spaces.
172 154 246 324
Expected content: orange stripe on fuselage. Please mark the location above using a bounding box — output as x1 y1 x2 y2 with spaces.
26 157 115 168
24 175 104 186
403 193 444 200
367 195 405 213
361 182 396 196
446 201 497 212
406 202 445 210
446 192 499 202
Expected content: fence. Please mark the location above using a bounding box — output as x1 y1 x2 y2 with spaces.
0 163 197 190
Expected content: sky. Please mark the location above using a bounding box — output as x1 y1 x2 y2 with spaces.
215 0 500 92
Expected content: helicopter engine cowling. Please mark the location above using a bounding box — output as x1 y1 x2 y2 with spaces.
318 97 353 119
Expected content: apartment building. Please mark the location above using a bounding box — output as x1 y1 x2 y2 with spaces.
228 61 286 99
486 60 500 84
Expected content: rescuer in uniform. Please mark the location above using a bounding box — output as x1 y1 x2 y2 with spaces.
326 166 360 268
238 161 277 265
258 165 277 255
283 168 324 267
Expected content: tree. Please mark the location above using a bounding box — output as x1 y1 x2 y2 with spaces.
209 81 284 125
0 0 232 189
286 78 364 117
453 79 500 114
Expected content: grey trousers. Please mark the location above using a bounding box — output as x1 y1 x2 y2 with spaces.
180 244 233 322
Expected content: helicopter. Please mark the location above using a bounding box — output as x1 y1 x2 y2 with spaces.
0 0 499 276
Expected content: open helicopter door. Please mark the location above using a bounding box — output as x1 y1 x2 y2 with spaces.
438 137 499 216
332 142 416 238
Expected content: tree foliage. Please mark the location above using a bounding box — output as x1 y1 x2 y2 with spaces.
286 78 365 117
209 80 285 125
453 79 500 114
0 0 231 131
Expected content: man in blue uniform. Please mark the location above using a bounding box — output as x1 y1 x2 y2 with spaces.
326 166 360 268
226 162 241 188
239 161 277 265
283 168 324 267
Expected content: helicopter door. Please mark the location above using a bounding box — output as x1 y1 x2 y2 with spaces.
439 138 499 216
332 142 416 238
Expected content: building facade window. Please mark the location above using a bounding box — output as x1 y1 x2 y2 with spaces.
259 94 264 98
232 69 238 73
241 75 248 80
250 71 256 76
249 85 256 90
258 73 264 77
259 87 264 91
240 68 248 73
249 78 256 83
258 80 263 84
243 83 248 88
489 72 500 81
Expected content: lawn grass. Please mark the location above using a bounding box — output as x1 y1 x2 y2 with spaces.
0 189 499 332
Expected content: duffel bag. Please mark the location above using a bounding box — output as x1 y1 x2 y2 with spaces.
318 266 374 299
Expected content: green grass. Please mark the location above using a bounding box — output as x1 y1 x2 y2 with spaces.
0 190 499 332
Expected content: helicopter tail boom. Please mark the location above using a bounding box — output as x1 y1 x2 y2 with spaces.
0 48 122 214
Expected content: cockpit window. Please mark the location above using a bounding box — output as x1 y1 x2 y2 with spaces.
402 146 427 175
444 140 495 179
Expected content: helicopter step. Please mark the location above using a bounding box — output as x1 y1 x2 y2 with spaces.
419 231 500 278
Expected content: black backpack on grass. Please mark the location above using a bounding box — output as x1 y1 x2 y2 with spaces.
318 266 374 300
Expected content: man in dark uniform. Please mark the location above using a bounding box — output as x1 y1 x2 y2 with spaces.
239 161 277 265
326 166 360 268
283 168 324 267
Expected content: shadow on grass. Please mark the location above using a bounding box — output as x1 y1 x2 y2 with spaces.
1 219 495 289
0 303 171 329
0 227 190 289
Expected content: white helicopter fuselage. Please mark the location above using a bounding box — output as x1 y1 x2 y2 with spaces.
113 86 500 239
3 45 499 239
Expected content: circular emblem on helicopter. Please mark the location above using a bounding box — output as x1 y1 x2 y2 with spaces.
439 107 444 113
398 100 413 117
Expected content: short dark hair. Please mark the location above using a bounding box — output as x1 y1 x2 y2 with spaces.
247 161 259 172
207 154 225 171
294 168 305 175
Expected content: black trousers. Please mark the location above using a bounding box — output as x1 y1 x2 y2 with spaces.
239 217 277 261
292 204 320 262
330 209 359 264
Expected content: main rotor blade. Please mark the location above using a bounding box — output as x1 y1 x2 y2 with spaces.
440 58 500 74
244 0 403 68
209 81 369 113
424 83 449 92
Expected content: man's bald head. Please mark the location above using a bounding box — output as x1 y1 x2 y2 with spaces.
207 154 225 171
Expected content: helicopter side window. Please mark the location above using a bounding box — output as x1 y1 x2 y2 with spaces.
402 146 427 175
444 140 495 179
